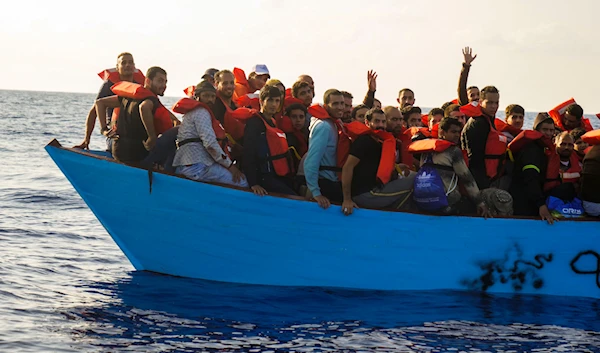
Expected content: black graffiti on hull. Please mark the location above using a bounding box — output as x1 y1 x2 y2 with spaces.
461 244 553 292
570 250 600 289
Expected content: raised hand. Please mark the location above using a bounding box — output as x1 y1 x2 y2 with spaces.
462 47 477 66
367 70 377 92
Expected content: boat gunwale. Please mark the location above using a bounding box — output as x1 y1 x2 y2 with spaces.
46 138 600 223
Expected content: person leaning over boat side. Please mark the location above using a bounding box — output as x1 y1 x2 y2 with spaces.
242 85 296 196
580 138 600 216
409 117 496 217
341 91 353 123
569 128 588 166
172 81 247 187
341 109 416 215
457 46 479 105
460 86 508 190
74 52 144 151
397 88 416 109
302 89 348 208
509 113 557 224
95 66 171 163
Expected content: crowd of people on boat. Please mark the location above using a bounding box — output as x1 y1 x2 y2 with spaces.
74 48 600 223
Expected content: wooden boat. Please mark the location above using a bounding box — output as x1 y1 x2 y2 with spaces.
45 139 600 298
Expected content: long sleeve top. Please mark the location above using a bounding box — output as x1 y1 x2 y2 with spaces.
461 115 494 189
304 117 338 197
241 114 274 187
457 63 471 106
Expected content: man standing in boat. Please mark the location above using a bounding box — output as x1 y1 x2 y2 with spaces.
94 67 170 163
74 52 144 151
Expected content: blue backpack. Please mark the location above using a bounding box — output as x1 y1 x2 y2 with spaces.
546 196 585 218
413 154 457 211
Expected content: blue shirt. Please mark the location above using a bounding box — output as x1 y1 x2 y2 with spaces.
304 117 338 197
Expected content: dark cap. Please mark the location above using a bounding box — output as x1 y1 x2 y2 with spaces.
194 80 216 95
533 112 554 130
201 68 219 80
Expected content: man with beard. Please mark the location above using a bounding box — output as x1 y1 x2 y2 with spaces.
291 80 313 108
544 132 581 199
397 88 415 109
211 70 238 126
297 74 315 98
341 109 416 215
341 91 353 123
95 66 175 163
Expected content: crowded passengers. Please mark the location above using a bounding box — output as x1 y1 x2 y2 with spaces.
75 48 600 223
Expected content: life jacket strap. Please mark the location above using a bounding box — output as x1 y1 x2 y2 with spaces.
176 138 202 148
319 166 342 172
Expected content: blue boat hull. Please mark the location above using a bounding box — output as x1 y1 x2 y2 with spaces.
46 140 600 298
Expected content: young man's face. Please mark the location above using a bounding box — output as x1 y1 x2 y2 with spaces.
449 111 466 127
216 73 235 98
148 73 167 96
343 97 353 119
296 86 313 107
261 96 281 115
440 124 462 144
563 112 581 130
367 113 387 131
397 91 415 108
250 74 270 91
325 94 345 119
574 138 588 153
556 135 575 160
467 87 480 102
289 108 306 130
506 112 524 130
198 91 216 105
385 108 404 133
117 54 135 77
406 113 423 128
429 114 443 130
538 122 556 139
480 93 499 117
353 108 368 123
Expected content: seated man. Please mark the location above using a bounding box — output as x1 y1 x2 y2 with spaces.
569 127 588 165
410 117 494 217
341 109 416 215
351 104 369 123
172 80 247 187
581 137 600 216
283 103 309 170
242 85 296 196
544 131 581 201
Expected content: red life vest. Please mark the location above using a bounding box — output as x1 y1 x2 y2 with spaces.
233 67 251 100
582 129 600 145
396 127 430 169
258 114 291 177
495 118 522 139
344 121 396 184
507 130 555 161
408 139 455 153
183 85 195 97
278 115 308 157
236 93 260 110
482 117 508 179
171 98 230 158
460 101 482 118
421 114 429 127
544 152 581 192
98 68 146 125
308 104 351 178
110 81 173 134
217 95 256 143
549 98 593 132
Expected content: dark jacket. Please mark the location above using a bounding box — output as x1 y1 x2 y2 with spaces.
241 114 274 187
457 63 471 106
510 141 548 216
461 114 495 189
581 145 600 203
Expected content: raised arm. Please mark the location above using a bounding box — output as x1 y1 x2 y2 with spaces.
362 70 377 108
457 47 477 106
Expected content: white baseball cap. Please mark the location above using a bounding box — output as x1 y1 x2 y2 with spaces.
251 64 270 75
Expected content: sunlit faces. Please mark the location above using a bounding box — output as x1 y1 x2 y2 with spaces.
574 138 589 153
117 54 135 77
198 91 216 105
385 108 404 133
506 112 524 130
467 87 480 102
297 86 312 107
288 108 306 130
556 134 575 159
250 74 270 91
563 112 580 130
325 94 345 119
480 92 499 117
261 96 281 116
343 97 353 120
440 124 462 144
538 122 556 139
298 75 314 97
449 111 466 127
429 114 443 130
397 90 415 108
149 73 167 96
353 107 368 123
216 72 235 99
373 99 382 110
367 112 387 131
406 112 423 127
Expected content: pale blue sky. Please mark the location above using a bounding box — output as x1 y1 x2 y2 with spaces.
2 0 599 113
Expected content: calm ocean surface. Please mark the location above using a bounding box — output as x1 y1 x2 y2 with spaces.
1 89 600 352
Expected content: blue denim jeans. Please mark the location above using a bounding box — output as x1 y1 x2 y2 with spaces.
177 163 249 188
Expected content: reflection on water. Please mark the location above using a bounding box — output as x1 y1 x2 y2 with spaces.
61 272 600 352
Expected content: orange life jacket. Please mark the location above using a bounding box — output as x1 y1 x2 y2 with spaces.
582 129 600 145
396 127 430 169
217 95 257 143
233 67 251 100
171 98 230 158
183 85 195 97
507 130 555 162
344 121 396 184
278 115 308 157
308 104 351 178
408 138 455 153
421 114 429 127
495 118 522 139
110 81 173 134
258 114 291 177
236 93 260 110
548 98 593 132
482 117 508 179
460 101 482 118
98 68 146 125
544 152 581 192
